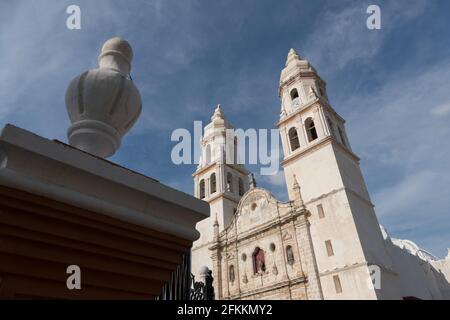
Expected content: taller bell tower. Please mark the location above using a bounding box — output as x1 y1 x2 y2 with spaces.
277 49 401 299
191 105 250 277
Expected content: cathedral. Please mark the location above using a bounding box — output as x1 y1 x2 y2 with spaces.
191 48 450 300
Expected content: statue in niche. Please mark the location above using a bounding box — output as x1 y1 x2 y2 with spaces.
253 247 266 274
229 265 235 283
286 245 295 266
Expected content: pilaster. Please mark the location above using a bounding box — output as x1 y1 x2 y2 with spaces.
294 211 323 300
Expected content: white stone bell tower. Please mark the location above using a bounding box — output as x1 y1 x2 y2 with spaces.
277 49 401 300
191 105 250 277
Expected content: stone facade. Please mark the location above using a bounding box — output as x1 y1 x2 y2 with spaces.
192 49 450 300
209 187 316 300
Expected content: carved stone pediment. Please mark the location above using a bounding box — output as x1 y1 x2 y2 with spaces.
237 188 277 215
235 188 278 231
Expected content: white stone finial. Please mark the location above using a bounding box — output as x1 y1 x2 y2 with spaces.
213 213 219 227
99 37 133 75
286 48 301 66
211 104 224 121
293 174 305 209
198 266 211 283
288 48 298 56
308 86 318 99
65 37 142 158
213 213 220 240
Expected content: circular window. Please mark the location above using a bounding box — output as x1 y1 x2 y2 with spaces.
251 203 257 211
270 243 276 252
241 253 247 262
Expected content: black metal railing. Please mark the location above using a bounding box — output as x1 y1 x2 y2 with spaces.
157 253 214 300
190 271 215 300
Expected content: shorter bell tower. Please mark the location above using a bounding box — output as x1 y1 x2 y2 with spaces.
191 105 250 277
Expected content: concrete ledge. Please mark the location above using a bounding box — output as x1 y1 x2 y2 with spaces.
0 124 209 242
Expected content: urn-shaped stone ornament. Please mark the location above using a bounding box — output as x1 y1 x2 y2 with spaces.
65 37 142 158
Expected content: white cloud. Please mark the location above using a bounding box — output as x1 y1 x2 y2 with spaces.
303 0 427 74
0 0 206 139
431 102 450 116
297 0 449 256
374 170 439 218
260 169 286 188
343 55 450 257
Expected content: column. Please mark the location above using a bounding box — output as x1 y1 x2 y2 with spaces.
210 249 222 300
280 127 289 154
313 108 326 138
294 211 324 300
318 106 330 136
194 176 199 198
296 117 308 146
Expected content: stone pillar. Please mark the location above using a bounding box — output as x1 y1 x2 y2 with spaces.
296 117 308 146
294 211 323 300
210 218 222 299
280 127 289 155
194 176 199 198
216 162 225 193
210 250 222 300
318 106 330 136
233 222 241 296
313 108 325 138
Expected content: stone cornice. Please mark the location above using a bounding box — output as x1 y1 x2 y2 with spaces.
319 260 397 277
217 209 307 247
319 261 367 277
207 192 240 205
302 186 374 210
277 98 320 127
227 276 307 300
277 97 345 128
192 161 217 177
278 68 325 96
0 124 208 242
281 137 360 168
193 161 250 178
226 163 251 176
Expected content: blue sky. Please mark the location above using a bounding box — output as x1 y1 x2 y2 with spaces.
1 0 449 257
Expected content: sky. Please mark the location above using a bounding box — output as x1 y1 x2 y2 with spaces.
0 0 449 257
